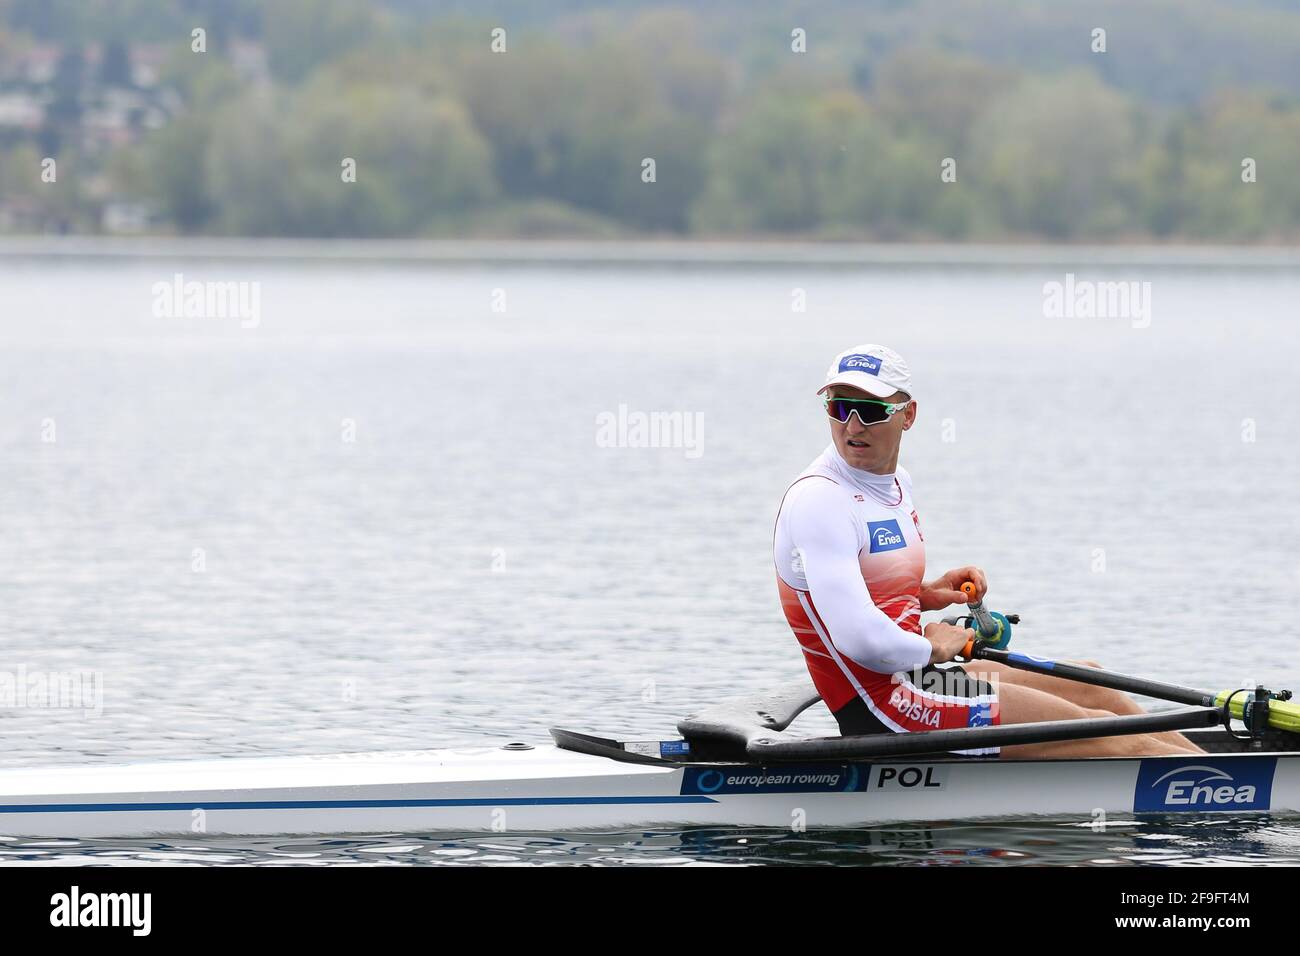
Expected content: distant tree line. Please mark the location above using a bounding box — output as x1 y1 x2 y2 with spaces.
1 0 1298 240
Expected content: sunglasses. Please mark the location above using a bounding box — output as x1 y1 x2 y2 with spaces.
823 395 913 426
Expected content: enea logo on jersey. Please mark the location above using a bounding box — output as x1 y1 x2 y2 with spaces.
681 765 870 795
839 353 883 376
868 519 908 553
1133 757 1276 812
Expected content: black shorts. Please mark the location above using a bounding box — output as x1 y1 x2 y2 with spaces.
830 662 999 753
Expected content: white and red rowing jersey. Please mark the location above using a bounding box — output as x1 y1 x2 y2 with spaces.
773 443 997 736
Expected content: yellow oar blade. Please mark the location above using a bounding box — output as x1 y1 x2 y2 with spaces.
1213 691 1300 734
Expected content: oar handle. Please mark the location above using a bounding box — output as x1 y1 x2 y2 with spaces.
947 581 1017 650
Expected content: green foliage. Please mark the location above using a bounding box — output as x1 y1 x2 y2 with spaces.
138 115 216 232
872 48 1020 150
426 198 625 238
260 0 387 84
968 72 1142 238
1179 93 1300 239
98 38 131 87
156 46 248 110
0 142 42 199
692 93 841 233
0 143 91 230
205 76 496 236
448 9 722 232
691 89 964 238
2 0 1300 240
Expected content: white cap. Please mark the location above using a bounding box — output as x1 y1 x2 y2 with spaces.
816 344 913 399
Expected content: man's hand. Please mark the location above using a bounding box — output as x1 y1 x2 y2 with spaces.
919 566 988 611
923 621 974 665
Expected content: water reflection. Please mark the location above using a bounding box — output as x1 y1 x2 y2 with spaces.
2 815 1297 866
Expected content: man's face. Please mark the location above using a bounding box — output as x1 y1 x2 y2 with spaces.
825 384 916 473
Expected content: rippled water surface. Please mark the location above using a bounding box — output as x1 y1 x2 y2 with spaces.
1 248 1298 864
4 816 1300 866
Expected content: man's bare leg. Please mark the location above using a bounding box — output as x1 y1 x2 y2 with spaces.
961 659 1205 754
991 682 1201 758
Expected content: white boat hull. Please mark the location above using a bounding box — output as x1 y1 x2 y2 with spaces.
1 733 1297 838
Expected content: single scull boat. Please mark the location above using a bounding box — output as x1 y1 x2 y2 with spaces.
1 662 1298 838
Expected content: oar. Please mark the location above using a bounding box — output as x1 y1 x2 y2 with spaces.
960 643 1300 734
748 706 1222 761
949 580 1299 734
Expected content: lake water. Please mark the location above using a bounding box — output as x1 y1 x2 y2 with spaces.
1 243 1298 865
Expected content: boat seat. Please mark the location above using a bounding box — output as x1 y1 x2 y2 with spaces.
676 680 822 753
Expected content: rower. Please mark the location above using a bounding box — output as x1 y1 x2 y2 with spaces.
773 343 1204 758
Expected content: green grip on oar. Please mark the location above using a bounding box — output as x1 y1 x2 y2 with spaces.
979 611 1013 650
1212 690 1300 734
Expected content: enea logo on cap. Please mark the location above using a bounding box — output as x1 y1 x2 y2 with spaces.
867 519 907 553
1133 757 1275 812
839 353 883 376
